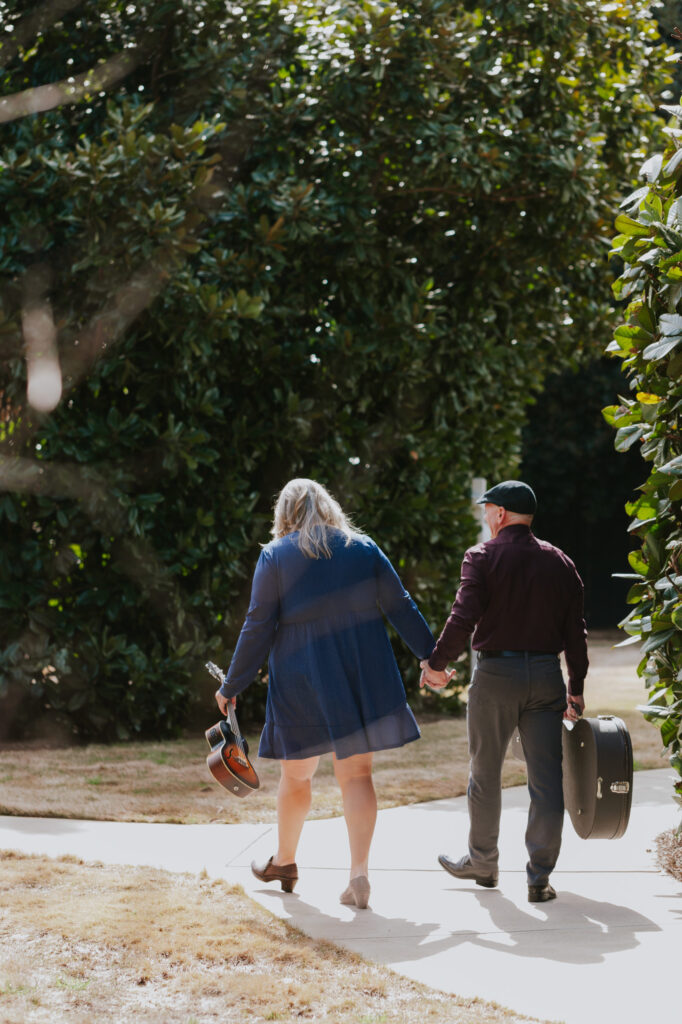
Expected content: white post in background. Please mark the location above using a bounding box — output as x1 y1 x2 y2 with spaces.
470 477 489 680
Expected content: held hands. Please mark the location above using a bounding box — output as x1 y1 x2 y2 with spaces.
564 695 585 722
419 659 456 692
215 690 236 716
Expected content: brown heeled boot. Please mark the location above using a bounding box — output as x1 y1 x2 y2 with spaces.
251 856 298 893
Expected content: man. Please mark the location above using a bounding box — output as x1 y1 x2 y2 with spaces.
421 480 587 903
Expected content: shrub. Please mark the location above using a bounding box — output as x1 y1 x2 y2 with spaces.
605 71 682 802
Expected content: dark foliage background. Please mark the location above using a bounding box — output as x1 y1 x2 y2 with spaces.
0 0 670 739
521 360 644 628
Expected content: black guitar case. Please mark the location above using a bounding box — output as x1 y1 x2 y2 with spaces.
561 715 633 839
509 715 633 839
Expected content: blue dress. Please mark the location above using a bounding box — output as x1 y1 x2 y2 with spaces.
219 530 435 760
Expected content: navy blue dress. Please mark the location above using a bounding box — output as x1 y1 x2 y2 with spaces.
219 531 435 760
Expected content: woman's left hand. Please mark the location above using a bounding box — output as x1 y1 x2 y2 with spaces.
419 659 456 690
215 690 235 715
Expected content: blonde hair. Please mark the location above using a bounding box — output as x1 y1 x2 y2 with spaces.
271 478 358 558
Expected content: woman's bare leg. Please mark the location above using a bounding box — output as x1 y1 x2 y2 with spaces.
274 756 319 865
333 751 376 879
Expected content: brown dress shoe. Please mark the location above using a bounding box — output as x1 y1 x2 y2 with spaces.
339 875 370 909
251 856 298 893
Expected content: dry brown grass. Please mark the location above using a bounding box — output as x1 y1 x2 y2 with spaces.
0 720 528 825
0 851 544 1024
0 632 664 825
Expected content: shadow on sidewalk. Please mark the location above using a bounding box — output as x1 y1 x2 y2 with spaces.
252 884 662 968
251 887 474 960
467 888 660 964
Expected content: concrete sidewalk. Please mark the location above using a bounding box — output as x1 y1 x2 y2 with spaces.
1 768 680 1024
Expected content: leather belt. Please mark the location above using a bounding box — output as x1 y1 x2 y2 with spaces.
477 649 557 659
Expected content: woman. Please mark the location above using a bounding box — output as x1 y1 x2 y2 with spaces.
214 478 434 909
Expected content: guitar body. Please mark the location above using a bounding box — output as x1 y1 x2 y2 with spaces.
205 719 249 757
204 661 260 798
205 719 259 798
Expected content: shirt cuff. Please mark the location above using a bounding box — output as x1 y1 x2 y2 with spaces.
428 652 450 672
567 680 584 697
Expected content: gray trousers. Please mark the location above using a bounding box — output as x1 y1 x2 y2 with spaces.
466 653 567 886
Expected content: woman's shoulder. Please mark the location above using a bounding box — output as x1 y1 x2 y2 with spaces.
262 533 299 557
340 531 382 561
347 531 377 551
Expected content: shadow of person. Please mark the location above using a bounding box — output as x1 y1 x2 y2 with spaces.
250 887 474 962
467 886 660 965
249 875 664 970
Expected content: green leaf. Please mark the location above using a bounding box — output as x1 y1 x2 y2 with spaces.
613 324 652 352
614 634 642 647
663 148 682 178
660 313 682 336
639 154 663 182
642 628 676 653
659 455 682 475
627 581 648 604
661 716 680 746
628 550 649 576
614 213 651 237
602 404 619 426
620 184 650 208
615 424 646 451
642 337 681 360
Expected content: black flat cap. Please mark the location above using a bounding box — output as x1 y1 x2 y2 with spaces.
476 480 537 515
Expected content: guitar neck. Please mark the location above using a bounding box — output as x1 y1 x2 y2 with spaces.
227 703 244 746
205 662 247 754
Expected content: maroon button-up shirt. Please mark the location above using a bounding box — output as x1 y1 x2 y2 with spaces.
428 524 588 695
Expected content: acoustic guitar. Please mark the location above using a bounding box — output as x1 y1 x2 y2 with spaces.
204 662 260 798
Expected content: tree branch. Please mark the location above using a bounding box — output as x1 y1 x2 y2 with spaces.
59 249 176 396
0 43 150 123
0 0 88 69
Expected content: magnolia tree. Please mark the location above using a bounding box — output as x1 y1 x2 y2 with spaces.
605 49 682 805
0 0 668 739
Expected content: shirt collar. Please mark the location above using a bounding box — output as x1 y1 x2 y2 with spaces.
493 523 533 543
